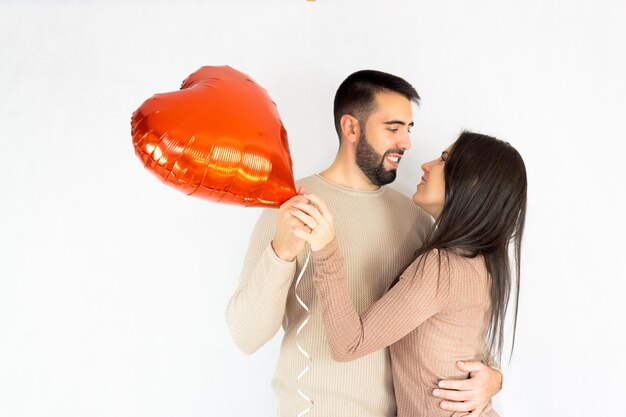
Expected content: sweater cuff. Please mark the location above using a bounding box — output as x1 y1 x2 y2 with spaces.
266 242 297 266
257 243 297 289
311 238 345 281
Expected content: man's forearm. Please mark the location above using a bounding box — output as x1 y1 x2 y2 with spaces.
225 243 295 354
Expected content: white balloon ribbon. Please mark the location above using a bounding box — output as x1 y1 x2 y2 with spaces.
295 252 313 416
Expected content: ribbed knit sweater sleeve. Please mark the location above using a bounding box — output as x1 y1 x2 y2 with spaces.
312 238 450 362
225 207 296 355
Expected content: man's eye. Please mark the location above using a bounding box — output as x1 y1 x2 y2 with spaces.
389 128 398 132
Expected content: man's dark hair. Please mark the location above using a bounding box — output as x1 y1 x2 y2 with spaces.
333 70 420 140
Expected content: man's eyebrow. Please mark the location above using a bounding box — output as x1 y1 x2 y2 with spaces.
384 120 415 127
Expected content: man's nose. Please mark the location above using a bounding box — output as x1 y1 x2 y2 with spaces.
398 130 411 151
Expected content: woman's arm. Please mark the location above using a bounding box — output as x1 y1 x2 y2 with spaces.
310 238 450 361
290 193 450 360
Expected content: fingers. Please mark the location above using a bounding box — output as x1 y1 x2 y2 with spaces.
438 399 478 413
292 227 311 241
433 388 474 402
303 193 331 218
437 378 475 391
277 195 312 232
456 360 487 373
279 195 307 213
434 375 481 413
290 207 318 230
280 193 335 252
291 194 333 232
292 201 325 225
434 361 497 413
282 214 310 238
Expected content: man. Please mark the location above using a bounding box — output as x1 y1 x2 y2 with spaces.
226 70 502 416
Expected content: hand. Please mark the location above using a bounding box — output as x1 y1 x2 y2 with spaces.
432 361 502 416
271 187 310 261
290 194 335 251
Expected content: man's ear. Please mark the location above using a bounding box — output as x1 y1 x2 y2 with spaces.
340 114 360 144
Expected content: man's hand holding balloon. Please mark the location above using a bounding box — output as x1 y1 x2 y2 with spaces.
272 187 312 261
290 194 336 252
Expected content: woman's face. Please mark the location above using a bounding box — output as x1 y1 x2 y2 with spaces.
412 145 452 219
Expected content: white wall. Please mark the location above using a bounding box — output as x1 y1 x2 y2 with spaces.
1 1 624 416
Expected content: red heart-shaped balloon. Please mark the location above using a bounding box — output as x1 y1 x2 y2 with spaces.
131 66 296 207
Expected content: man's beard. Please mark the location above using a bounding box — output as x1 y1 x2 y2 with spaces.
355 131 403 186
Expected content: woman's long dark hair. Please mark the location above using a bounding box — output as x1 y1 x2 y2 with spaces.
416 131 527 364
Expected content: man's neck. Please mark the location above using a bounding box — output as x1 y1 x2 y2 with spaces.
319 157 380 191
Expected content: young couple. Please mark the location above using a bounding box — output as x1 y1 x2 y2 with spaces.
226 70 526 417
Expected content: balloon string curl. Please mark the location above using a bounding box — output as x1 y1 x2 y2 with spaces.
295 252 313 416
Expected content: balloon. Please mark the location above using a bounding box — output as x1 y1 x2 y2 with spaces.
131 66 296 208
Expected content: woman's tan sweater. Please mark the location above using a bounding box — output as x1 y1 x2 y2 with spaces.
312 239 499 417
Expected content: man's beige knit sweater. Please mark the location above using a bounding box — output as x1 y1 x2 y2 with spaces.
225 174 432 417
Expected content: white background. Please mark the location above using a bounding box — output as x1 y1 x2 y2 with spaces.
1 1 625 416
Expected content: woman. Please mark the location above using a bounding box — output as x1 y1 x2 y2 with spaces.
291 131 527 417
